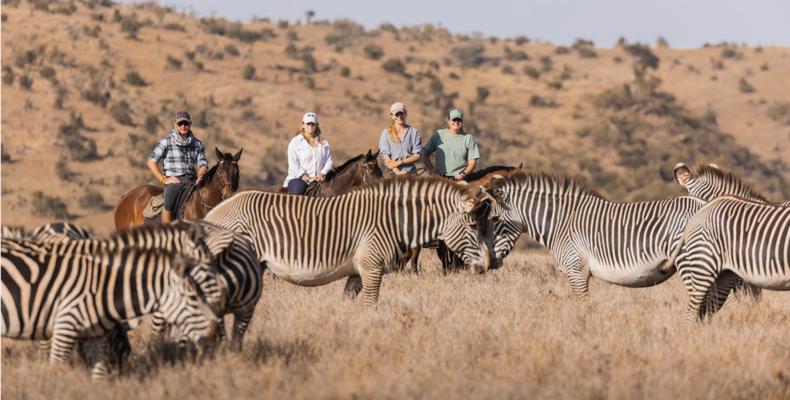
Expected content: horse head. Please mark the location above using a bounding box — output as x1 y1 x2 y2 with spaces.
361 149 383 185
213 147 242 200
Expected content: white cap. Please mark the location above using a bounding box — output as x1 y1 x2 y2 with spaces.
302 112 319 124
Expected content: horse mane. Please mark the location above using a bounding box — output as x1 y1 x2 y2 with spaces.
695 164 768 202
483 169 605 200
324 153 365 181
196 152 240 191
463 165 519 182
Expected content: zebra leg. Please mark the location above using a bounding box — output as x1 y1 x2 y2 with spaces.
679 265 718 323
343 275 363 299
37 339 52 359
81 336 113 381
48 320 79 365
230 308 255 351
409 246 421 274
150 311 169 337
358 264 384 307
703 271 741 319
732 278 762 301
561 256 590 298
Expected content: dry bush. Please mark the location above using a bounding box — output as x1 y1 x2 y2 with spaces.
78 189 109 210
110 100 135 126
530 95 559 108
767 101 790 125
124 70 147 87
324 19 365 52
363 44 384 60
31 191 70 219
2 65 15 85
242 64 256 80
224 44 240 56
523 65 540 80
450 44 487 68
162 22 185 32
382 58 406 75
738 78 755 93
18 74 33 90
165 55 182 69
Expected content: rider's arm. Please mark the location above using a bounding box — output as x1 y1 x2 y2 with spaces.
148 139 167 183
195 141 209 180
147 159 167 184
287 139 308 179
320 141 332 176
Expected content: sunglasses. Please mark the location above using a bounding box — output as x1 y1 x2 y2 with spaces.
394 112 406 117
305 122 317 127
177 121 191 126
451 119 463 123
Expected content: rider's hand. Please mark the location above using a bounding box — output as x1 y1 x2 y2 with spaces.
453 173 465 181
301 174 310 182
315 174 326 182
164 176 181 185
393 169 407 176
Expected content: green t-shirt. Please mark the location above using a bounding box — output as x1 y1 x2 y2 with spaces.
423 129 481 176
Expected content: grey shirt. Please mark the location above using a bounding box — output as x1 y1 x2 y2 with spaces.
378 126 422 172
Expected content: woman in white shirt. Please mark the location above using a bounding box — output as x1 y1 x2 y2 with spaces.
284 112 333 195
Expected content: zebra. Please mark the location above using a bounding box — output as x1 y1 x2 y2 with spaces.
675 196 789 322
484 170 707 297
29 221 92 243
1 225 27 239
149 220 263 351
204 176 493 306
674 162 790 205
1 222 225 380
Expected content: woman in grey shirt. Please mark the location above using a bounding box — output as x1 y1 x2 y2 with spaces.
379 102 422 176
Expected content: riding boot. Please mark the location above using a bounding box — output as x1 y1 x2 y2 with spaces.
161 209 173 223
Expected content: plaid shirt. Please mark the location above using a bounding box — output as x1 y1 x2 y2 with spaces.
148 129 209 177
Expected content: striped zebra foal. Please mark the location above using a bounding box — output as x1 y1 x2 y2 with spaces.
1 222 225 380
675 196 790 321
484 170 706 297
205 176 493 306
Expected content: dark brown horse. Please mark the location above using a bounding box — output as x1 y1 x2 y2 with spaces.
113 147 242 231
263 149 383 196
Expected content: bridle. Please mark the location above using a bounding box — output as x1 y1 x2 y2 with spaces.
195 160 237 213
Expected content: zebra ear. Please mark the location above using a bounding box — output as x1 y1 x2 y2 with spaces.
172 254 190 277
674 163 692 186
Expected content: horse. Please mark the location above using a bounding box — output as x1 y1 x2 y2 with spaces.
263 149 383 196
113 147 242 231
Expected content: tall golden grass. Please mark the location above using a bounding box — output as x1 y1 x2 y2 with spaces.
2 251 789 399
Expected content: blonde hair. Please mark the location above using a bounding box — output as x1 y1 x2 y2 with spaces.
297 124 322 139
386 119 399 143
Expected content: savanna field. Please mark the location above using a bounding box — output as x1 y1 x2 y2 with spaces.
2 253 789 399
2 1 790 399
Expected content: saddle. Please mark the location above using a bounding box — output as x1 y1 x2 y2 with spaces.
143 184 195 224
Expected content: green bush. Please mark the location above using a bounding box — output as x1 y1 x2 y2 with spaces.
363 44 384 60
19 74 33 90
224 43 240 56
766 101 790 124
124 70 147 86
523 65 540 80
242 64 256 80
79 189 108 210
166 55 182 69
339 66 351 77
529 95 558 108
738 78 754 93
382 58 406 75
450 44 486 68
31 191 70 219
554 46 570 55
39 66 57 82
110 100 135 126
2 65 14 85
539 55 553 72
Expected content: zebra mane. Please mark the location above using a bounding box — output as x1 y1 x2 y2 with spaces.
695 164 768 203
352 175 473 198
484 169 605 199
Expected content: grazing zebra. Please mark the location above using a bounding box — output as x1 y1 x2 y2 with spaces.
1 222 225 380
205 176 493 305
484 170 707 297
29 221 92 243
675 196 789 321
150 220 263 350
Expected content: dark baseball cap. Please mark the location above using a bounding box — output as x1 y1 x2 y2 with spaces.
175 111 191 123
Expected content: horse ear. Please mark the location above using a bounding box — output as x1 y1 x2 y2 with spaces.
215 147 223 161
365 149 372 158
371 149 380 159
233 148 243 162
517 162 524 169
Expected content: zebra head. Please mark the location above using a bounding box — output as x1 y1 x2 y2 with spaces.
439 187 494 274
483 180 523 268
158 253 225 354
674 163 768 203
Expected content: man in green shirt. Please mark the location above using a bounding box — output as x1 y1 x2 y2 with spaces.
420 108 480 180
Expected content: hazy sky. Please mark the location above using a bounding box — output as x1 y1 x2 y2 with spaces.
150 0 789 48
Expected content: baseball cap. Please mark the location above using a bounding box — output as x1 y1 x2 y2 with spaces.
448 109 464 120
302 112 319 124
175 111 191 123
390 102 406 114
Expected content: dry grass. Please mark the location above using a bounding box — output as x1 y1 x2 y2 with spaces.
3 250 789 399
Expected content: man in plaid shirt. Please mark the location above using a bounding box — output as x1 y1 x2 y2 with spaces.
147 111 208 223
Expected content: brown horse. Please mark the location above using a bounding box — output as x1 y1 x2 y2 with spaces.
113 147 242 231
263 149 383 196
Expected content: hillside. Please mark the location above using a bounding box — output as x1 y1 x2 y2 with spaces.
2 0 790 234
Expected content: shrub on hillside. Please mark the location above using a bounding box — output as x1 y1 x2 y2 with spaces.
324 19 365 52
110 100 135 126
476 86 490 103
738 78 754 93
656 37 669 47
166 55 182 69
39 66 57 82
523 65 540 80
79 189 108 210
554 46 570 55
163 22 185 32
450 44 486 68
504 46 529 61
339 66 351 77
766 101 790 124
55 157 75 181
539 55 553 72
363 44 384 60
501 65 514 75
242 64 256 80
124 70 147 86
120 14 143 39
224 44 240 56
54 85 68 109
18 74 33 90
529 95 558 108
2 65 14 85
382 58 406 75
572 38 597 58
31 191 70 219
514 36 529 45
144 114 160 135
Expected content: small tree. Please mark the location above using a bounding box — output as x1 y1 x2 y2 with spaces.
624 43 659 83
242 64 256 80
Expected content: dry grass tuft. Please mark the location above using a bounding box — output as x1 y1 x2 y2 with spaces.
3 251 788 399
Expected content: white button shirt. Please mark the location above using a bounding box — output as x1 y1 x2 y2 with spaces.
283 134 333 186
